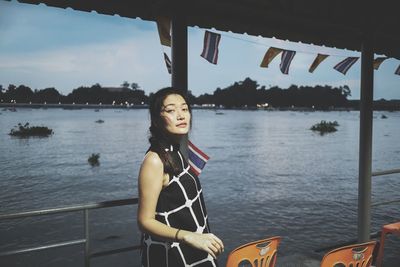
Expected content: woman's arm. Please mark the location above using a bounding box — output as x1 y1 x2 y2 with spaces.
137 151 224 258
137 151 178 241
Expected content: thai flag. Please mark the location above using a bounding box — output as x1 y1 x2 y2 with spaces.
200 30 221 64
163 52 172 74
395 65 400 75
334 57 359 75
280 50 296 74
188 141 210 176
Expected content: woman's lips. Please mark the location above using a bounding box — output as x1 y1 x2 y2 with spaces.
176 123 187 128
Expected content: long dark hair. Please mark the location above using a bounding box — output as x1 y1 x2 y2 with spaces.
148 87 192 175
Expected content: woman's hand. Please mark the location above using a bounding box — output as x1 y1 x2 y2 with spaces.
181 232 224 259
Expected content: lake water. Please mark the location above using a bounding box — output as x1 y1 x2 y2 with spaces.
0 108 399 266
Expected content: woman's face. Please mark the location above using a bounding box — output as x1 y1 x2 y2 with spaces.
160 94 191 135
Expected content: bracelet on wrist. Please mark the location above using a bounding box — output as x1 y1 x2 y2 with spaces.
175 229 181 242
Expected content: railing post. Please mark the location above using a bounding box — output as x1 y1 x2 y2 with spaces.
84 209 90 267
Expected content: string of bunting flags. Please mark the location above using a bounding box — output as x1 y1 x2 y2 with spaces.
156 17 400 76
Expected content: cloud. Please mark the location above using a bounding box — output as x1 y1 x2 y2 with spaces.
0 32 170 93
0 1 156 53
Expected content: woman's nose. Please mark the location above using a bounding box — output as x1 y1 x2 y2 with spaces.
177 110 184 120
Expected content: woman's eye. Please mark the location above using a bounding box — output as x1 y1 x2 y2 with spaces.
165 109 174 113
182 108 188 112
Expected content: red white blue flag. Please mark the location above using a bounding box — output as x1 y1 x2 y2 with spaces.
395 65 400 75
200 30 221 64
163 52 172 74
188 140 210 176
334 57 359 75
280 50 296 74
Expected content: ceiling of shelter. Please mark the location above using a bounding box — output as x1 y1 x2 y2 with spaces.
4 0 400 59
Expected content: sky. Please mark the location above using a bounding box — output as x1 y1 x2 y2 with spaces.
0 1 399 100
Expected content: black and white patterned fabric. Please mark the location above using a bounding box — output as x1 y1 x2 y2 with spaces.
141 144 218 267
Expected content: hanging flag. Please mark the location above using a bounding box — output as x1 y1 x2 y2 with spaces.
395 65 400 75
200 30 221 64
309 54 329 73
188 140 210 176
163 53 172 74
373 57 388 70
280 50 296 74
260 47 282 68
156 17 171 47
334 57 359 75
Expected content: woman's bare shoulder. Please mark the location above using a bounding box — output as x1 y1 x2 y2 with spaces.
139 151 165 185
141 151 163 170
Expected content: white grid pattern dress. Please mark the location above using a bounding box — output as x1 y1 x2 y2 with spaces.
141 145 218 267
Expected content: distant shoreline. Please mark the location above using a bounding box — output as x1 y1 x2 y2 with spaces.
0 103 148 110
0 103 399 111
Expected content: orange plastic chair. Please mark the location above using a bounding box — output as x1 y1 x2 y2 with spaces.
320 240 376 267
225 236 281 267
376 221 400 267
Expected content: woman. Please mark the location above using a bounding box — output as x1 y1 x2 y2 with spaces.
138 87 224 267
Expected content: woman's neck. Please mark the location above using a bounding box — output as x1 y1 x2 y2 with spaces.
163 132 185 145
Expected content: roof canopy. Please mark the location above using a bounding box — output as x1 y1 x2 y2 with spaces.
5 0 400 59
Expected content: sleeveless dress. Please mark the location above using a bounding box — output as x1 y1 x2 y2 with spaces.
141 144 218 267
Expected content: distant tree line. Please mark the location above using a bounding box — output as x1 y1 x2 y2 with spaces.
0 82 147 105
190 77 351 108
0 78 352 108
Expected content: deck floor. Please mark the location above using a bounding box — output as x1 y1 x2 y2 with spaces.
276 254 320 267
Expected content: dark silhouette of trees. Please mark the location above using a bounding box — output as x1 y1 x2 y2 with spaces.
194 93 214 105
341 85 351 98
1 79 398 110
0 83 148 105
0 78 353 109
203 78 260 108
257 84 347 108
131 83 140 90
121 81 130 88
186 90 197 105
196 77 351 109
15 85 34 103
3 84 16 102
33 87 62 103
67 84 147 104
68 84 105 104
3 84 33 103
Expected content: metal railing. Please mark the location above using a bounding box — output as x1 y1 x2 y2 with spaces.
372 168 400 177
317 167 400 252
371 168 400 207
0 197 140 267
1 169 399 263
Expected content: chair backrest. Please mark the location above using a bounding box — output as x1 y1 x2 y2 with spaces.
226 236 281 267
320 240 376 267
